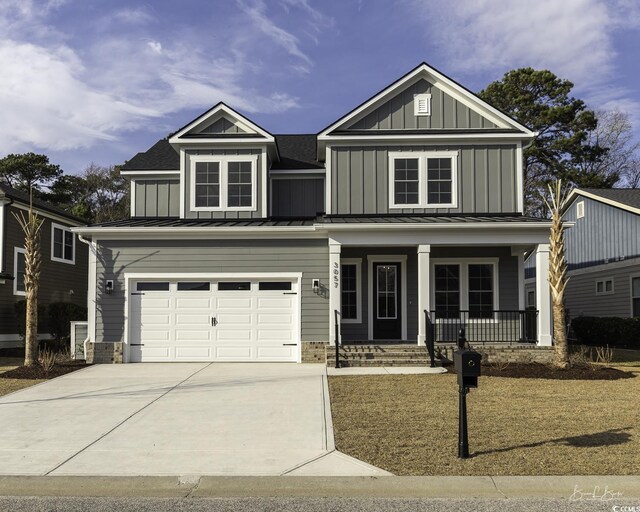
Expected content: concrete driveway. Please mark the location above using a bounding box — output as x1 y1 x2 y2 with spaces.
0 363 389 476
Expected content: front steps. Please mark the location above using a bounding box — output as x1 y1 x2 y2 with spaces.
326 344 435 367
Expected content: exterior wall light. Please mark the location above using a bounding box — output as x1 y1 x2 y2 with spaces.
105 280 114 295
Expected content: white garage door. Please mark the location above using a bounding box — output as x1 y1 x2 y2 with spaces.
128 278 299 362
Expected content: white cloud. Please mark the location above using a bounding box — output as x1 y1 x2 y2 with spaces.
147 40 162 54
111 7 156 25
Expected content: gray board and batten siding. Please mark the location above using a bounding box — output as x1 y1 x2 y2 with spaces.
271 178 324 217
183 148 264 220
340 246 519 342
331 145 518 215
564 195 640 270
94 239 329 344
134 180 180 218
199 116 247 134
346 79 498 131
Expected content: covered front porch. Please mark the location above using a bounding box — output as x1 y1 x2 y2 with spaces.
326 222 553 351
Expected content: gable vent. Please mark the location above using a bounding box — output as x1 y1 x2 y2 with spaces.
414 93 432 116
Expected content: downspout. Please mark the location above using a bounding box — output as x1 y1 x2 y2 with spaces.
77 234 94 356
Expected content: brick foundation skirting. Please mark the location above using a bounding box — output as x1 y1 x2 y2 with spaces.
301 342 328 363
438 344 554 364
85 342 123 364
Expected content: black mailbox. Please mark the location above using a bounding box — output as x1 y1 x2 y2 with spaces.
454 349 482 388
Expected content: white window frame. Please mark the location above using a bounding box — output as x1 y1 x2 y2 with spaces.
13 247 26 296
576 200 585 219
340 258 362 324
189 154 258 212
595 277 614 296
388 151 458 209
414 93 432 116
430 258 499 321
376 263 398 320
51 223 76 265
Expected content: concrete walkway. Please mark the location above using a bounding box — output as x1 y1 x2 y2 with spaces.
0 363 388 477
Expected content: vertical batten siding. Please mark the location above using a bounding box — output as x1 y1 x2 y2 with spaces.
271 178 324 217
347 79 497 131
135 180 180 218
200 116 246 134
183 148 264 220
95 239 329 344
331 145 517 215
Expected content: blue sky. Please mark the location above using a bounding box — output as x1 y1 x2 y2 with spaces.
1 0 639 173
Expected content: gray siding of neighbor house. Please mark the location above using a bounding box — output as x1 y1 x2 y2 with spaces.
347 79 498 130
134 179 180 217
199 116 247 134
0 206 88 336
184 148 265 220
564 196 640 270
564 264 640 318
331 145 517 215
340 246 519 341
271 178 324 217
95 239 329 343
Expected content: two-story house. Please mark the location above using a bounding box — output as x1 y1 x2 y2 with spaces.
525 188 640 320
74 63 553 364
0 184 88 348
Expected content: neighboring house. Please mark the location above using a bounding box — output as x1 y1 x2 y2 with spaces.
525 188 640 319
0 184 88 348
74 62 554 364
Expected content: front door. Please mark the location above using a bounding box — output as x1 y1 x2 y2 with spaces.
372 262 402 340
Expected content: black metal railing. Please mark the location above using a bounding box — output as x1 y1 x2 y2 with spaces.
428 310 538 344
334 309 341 369
424 310 436 367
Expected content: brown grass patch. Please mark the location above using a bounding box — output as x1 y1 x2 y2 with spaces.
328 368 640 475
0 378 46 397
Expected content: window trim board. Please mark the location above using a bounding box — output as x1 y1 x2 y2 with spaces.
51 222 76 265
340 258 362 324
13 247 26 296
595 277 614 296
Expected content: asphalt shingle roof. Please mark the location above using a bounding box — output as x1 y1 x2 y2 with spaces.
580 188 640 210
0 184 87 224
121 139 180 171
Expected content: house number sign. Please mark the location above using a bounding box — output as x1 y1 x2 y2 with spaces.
333 262 340 289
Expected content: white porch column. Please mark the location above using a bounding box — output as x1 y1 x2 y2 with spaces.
329 239 341 346
535 243 552 346
417 244 431 345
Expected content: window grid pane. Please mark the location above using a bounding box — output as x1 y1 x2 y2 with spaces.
195 162 220 207
434 264 460 319
394 158 419 205
468 264 493 319
341 264 358 319
427 158 453 205
377 265 397 319
227 161 253 207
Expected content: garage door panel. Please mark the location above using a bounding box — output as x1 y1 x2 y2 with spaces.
130 278 298 363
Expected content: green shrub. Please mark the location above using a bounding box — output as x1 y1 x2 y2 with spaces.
47 302 88 342
571 316 640 349
14 300 47 340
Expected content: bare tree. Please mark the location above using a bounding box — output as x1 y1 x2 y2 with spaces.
581 110 640 188
543 180 571 368
13 196 44 367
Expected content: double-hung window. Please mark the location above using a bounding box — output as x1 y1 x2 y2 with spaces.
51 223 75 264
433 261 497 319
341 259 361 323
389 151 458 209
191 155 257 211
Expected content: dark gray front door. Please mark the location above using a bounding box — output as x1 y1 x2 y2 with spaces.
373 262 402 340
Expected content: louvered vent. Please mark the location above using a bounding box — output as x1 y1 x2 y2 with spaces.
414 93 432 116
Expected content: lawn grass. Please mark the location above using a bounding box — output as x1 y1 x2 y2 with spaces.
328 366 640 476
0 378 46 397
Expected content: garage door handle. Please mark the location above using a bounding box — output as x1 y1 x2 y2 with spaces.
130 344 144 346
283 343 297 346
211 317 218 327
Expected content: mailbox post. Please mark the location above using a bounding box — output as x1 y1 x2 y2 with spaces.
453 328 481 459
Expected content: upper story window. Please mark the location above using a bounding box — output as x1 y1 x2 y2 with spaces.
190 155 257 212
576 201 585 219
51 223 75 264
389 151 458 209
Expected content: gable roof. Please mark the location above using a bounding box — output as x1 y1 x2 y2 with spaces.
567 188 640 216
121 139 179 171
318 62 536 138
0 183 87 224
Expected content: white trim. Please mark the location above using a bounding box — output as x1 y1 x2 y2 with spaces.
630 274 640 317
318 133 534 142
169 103 275 143
130 179 136 217
188 154 258 212
414 93 432 116
367 255 408 341
595 277 614 295
179 148 186 219
261 147 267 218
566 189 640 217
388 150 459 209
515 142 523 213
429 258 500 314
329 240 341 346
325 145 332 215
69 321 89 359
318 63 536 137
50 222 76 265
120 170 180 177
0 201 4 272
87 239 97 344
417 244 431 345
576 201 585 219
517 252 525 311
340 258 362 324
123 271 302 364
13 247 25 296
535 244 552 346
